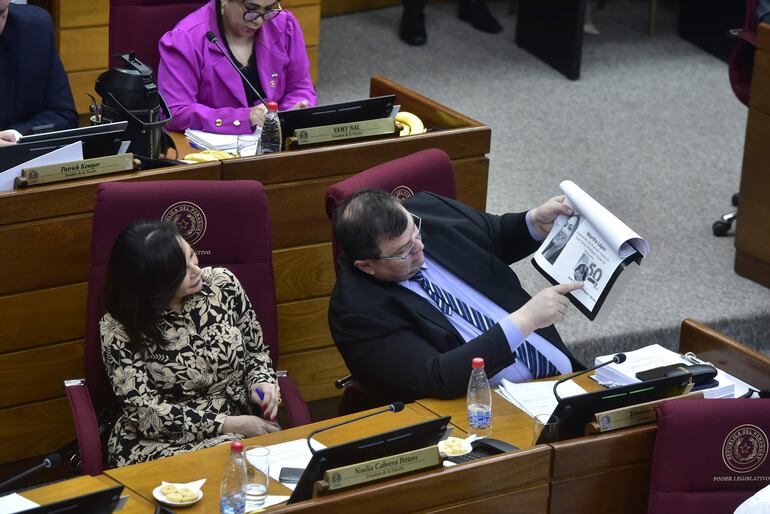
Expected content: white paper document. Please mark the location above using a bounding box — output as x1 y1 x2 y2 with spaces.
0 141 83 192
496 379 587 418
594 344 737 398
265 438 326 492
184 129 259 151
0 492 39 513
532 180 648 320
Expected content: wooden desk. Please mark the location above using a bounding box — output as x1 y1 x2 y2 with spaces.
104 404 441 512
0 76 490 469
105 403 552 514
20 474 155 513
735 23 770 289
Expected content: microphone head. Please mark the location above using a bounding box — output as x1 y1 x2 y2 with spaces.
205 31 218 43
43 453 62 468
613 353 627 364
390 401 405 413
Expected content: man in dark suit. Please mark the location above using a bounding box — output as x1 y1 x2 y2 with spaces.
0 0 77 146
329 189 584 402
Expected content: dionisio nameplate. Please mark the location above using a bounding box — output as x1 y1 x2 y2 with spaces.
294 117 396 145
323 446 441 491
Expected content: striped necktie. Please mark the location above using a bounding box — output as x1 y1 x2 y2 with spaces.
411 270 559 379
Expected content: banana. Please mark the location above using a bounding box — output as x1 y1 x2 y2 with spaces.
183 149 236 162
395 111 425 136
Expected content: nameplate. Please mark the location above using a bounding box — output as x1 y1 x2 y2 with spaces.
294 118 396 146
323 446 440 491
15 153 136 188
590 390 704 433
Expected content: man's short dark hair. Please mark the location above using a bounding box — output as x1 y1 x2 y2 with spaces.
334 189 409 260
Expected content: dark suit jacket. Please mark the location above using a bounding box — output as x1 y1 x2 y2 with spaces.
329 193 584 402
0 5 77 135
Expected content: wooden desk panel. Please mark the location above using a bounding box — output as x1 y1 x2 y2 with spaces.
735 23 770 288
21 474 155 514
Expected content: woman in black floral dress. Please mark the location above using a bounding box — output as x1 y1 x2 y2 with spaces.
100 220 280 467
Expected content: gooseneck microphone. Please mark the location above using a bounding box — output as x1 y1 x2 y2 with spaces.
0 453 62 491
553 353 627 402
305 402 406 454
205 31 267 108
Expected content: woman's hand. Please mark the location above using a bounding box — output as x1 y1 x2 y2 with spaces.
251 382 280 421
290 100 309 110
249 104 268 127
222 415 280 437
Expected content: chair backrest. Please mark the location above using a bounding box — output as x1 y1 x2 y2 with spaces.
647 399 770 514
729 0 759 106
86 180 279 414
324 148 456 262
109 0 205 74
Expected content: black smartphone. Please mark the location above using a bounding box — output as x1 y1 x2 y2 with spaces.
279 466 305 484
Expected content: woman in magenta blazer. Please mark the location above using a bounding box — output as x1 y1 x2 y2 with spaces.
158 0 317 134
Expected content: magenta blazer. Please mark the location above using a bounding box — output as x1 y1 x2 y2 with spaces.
157 0 317 134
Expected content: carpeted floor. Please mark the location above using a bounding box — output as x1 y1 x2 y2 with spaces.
315 0 770 363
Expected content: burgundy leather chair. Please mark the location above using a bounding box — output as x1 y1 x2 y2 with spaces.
109 0 205 73
65 179 310 474
324 148 457 414
647 399 770 513
714 0 759 236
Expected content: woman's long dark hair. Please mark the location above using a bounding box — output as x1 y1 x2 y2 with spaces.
104 220 187 348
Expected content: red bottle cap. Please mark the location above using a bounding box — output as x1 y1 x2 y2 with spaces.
230 441 244 453
267 101 279 112
472 357 485 369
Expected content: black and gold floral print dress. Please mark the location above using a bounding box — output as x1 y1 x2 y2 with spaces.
100 267 276 467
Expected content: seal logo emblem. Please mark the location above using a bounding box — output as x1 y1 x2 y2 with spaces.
391 185 414 202
723 424 768 474
162 201 207 245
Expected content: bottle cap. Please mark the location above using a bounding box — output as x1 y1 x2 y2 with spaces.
230 441 244 453
472 357 485 369
267 101 279 111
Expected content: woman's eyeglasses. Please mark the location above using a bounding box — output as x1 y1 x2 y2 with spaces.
242 1 283 22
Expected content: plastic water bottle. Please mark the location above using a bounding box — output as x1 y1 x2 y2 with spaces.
467 357 492 437
220 441 246 514
260 101 282 153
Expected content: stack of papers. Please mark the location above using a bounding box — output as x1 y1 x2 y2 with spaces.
594 344 736 398
184 129 257 151
265 438 326 492
497 379 587 418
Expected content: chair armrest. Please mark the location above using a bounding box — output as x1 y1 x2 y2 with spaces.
277 375 311 427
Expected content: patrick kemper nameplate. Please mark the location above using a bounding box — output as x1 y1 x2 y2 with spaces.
15 153 136 188
294 118 396 145
323 446 440 491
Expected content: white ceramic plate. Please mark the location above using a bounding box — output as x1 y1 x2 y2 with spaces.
152 485 203 508
438 437 472 457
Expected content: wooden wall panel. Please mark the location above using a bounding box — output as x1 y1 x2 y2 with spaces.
273 243 335 302
0 283 86 353
59 27 109 72
322 0 399 17
454 157 489 209
277 297 332 354
59 0 109 28
0 398 75 465
431 485 549 514
550 465 650 514
266 180 338 249
293 5 321 46
0 342 84 409
307 46 318 85
280 346 348 401
0 214 92 296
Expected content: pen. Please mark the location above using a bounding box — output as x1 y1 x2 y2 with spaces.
255 388 264 401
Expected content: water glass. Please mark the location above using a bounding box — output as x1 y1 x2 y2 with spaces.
237 134 261 157
244 446 270 508
532 413 560 446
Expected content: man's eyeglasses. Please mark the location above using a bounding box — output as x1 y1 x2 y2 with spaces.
375 214 422 260
242 1 283 22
